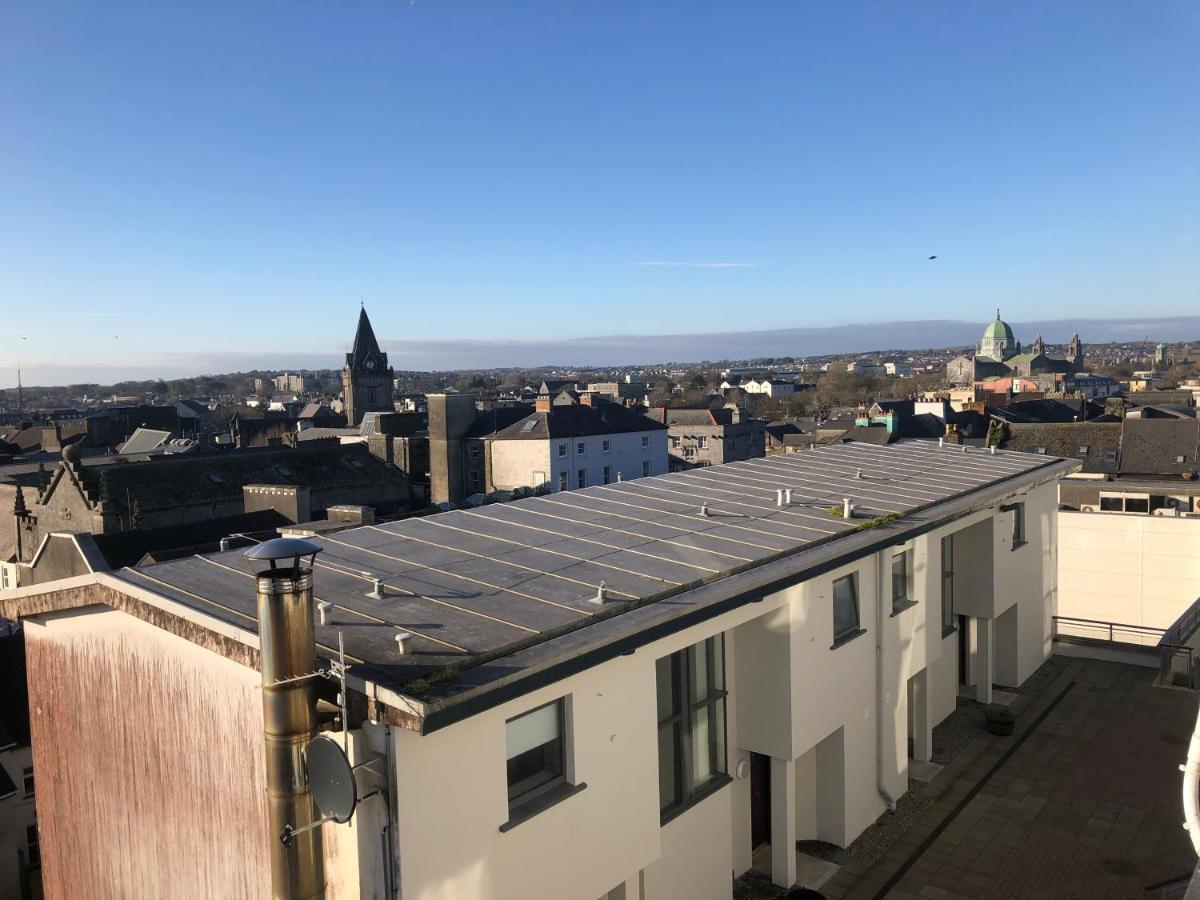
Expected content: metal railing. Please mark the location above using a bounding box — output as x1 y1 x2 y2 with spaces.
1052 608 1200 690
1158 597 1200 689
1052 615 1166 648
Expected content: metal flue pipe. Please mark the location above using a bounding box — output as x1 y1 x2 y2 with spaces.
245 538 327 900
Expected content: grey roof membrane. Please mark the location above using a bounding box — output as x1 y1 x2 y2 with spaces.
109 441 1066 707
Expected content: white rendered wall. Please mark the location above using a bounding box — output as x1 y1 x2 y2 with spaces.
548 430 669 492
1058 509 1200 629
488 440 551 493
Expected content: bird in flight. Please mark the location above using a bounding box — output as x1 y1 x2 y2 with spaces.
928 255 938 260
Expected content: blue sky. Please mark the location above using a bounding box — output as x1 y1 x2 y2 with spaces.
1 2 1198 382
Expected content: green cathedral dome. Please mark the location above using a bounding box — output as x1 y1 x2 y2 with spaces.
982 310 1015 343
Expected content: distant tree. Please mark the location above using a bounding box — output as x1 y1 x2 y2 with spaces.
130 499 144 530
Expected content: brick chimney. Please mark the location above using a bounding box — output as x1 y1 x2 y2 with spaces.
580 393 596 407
535 395 553 413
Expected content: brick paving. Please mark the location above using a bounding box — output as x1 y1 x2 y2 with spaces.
822 656 1199 900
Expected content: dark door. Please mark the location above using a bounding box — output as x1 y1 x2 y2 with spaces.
957 615 969 686
750 752 771 849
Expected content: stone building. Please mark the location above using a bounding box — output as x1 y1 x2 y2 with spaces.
946 311 1084 385
645 406 766 470
342 307 394 427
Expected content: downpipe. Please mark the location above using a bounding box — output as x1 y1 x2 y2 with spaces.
876 549 899 812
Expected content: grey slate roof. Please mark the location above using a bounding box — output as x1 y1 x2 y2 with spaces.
106 441 1070 721
491 403 667 441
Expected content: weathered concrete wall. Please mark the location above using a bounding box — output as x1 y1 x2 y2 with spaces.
24 606 366 899
27 607 272 899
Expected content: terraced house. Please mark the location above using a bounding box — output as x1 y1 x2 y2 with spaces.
1 442 1074 899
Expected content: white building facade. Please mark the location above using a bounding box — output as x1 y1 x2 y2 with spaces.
3 445 1071 900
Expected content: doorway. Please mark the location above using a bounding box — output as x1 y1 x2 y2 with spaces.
750 752 771 850
957 614 969 686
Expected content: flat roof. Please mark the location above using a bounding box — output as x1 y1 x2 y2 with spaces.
73 441 1078 729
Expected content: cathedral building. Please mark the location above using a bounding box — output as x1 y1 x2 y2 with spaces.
342 306 395 426
946 310 1084 385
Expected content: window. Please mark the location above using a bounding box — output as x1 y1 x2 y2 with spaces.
1104 448 1118 463
941 535 956 636
656 637 727 821
642 435 650 447
1125 496 1149 513
670 436 681 448
697 437 708 449
1033 447 1047 455
602 439 611 452
558 471 568 492
506 699 567 816
603 465 612 485
576 441 586 456
26 824 38 869
642 460 651 477
469 443 481 460
468 470 481 490
891 551 912 614
22 767 33 798
1011 503 1026 547
832 574 861 644
577 469 586 489
1099 495 1123 511
1077 446 1089 456
558 443 567 458
1178 455 1189 464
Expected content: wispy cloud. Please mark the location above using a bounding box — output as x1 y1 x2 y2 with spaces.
62 312 136 318
634 260 756 269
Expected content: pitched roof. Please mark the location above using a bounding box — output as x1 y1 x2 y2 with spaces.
1000 422 1122 473
117 427 174 456
491 402 667 441
75 444 405 516
1118 418 1200 476
990 398 1087 424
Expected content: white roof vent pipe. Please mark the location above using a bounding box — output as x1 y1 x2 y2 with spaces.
855 468 863 479
990 445 997 455
700 502 710 517
843 498 853 519
367 576 385 600
783 488 793 505
317 601 333 626
394 631 414 655
219 536 234 552
592 581 608 605
938 437 945 447
776 489 785 507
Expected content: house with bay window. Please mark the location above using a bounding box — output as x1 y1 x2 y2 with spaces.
1 441 1075 899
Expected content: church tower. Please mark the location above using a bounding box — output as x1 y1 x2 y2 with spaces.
342 306 394 427
1067 332 1084 373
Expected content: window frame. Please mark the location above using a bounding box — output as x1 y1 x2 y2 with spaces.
642 460 651 477
831 573 863 646
890 550 916 615
576 440 587 456
656 636 729 824
941 534 956 637
500 697 584 831
1010 502 1026 548
642 435 650 448
577 468 586 489
602 439 611 453
603 465 612 485
558 470 568 492
557 443 568 458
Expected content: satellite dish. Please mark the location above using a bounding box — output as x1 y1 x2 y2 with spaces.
306 734 357 824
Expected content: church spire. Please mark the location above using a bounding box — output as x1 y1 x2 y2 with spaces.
347 306 385 371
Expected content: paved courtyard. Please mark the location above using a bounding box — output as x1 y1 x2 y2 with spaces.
822 655 1198 900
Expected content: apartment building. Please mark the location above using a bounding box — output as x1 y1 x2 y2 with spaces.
1 442 1073 899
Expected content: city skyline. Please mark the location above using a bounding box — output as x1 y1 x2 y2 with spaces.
3 311 1197 388
3 2 1198 377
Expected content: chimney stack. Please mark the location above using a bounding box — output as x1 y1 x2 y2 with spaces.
535 395 553 413
242 538 327 900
